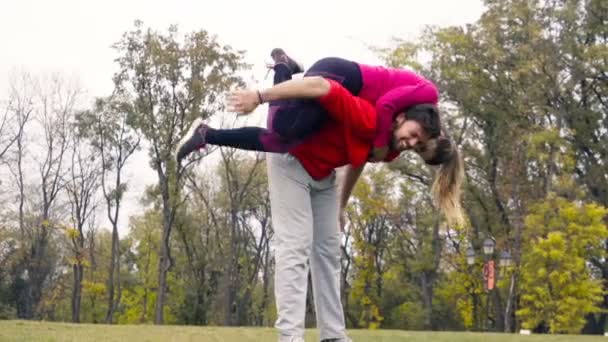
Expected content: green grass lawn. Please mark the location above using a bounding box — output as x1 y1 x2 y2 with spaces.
0 320 604 342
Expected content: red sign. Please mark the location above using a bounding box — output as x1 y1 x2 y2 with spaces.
483 260 496 290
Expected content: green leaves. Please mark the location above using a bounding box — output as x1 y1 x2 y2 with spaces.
112 22 247 171
518 194 608 333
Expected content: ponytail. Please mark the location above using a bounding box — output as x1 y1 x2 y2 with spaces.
428 139 466 226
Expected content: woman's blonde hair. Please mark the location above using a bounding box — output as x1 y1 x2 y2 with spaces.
418 136 466 226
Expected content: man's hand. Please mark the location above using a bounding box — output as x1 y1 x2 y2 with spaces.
227 89 260 115
369 145 389 162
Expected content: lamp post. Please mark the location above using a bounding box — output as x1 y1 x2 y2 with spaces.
466 248 476 266
466 241 513 332
465 247 478 330
482 238 495 331
499 250 513 332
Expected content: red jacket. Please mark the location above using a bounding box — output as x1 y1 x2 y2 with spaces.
290 80 399 180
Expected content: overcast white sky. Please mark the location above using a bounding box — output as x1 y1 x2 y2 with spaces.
0 0 485 233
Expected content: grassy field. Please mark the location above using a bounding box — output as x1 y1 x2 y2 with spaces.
0 320 605 342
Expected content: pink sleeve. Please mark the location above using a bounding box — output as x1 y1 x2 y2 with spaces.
373 82 439 147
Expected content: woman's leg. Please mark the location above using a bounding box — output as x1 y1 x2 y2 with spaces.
304 57 363 95
175 56 364 163
176 58 331 162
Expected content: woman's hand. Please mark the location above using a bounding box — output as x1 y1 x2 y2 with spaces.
227 89 260 115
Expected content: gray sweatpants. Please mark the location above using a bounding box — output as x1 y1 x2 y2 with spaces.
267 153 346 341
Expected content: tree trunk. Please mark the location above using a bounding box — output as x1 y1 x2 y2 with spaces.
105 227 119 323
472 293 479 331
71 263 83 323
260 252 271 326
420 222 442 330
421 273 434 329
17 137 25 238
504 272 516 332
155 173 174 325
493 287 504 332
155 225 171 324
19 222 52 319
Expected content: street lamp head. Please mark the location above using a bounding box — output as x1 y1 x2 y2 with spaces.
499 250 512 267
466 247 476 265
483 238 495 256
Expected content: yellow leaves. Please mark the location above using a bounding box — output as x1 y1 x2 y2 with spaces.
519 194 608 332
65 227 80 240
383 269 398 282
41 219 51 229
66 256 90 267
456 298 474 329
83 281 106 296
360 296 372 306
535 267 547 279
354 295 384 329
525 194 608 247
368 305 384 329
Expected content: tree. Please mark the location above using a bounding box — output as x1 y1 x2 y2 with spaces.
13 74 81 319
76 95 141 323
216 151 271 326
182 150 270 325
372 44 454 330
346 166 398 329
0 72 34 163
65 130 101 323
116 209 162 324
111 21 247 324
517 194 608 333
3 71 35 239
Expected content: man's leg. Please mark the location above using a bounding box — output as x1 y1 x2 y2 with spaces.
309 173 348 341
268 153 314 341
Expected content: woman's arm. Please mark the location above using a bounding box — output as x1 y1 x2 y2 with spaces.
227 76 330 114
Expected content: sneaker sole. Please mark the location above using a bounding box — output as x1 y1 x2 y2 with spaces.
176 117 205 163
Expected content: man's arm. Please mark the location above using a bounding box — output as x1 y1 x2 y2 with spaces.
227 77 330 113
338 163 366 231
339 163 366 210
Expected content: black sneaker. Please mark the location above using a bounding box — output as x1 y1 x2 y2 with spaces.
176 118 208 164
270 48 304 74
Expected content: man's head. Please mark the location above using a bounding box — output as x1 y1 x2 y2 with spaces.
391 104 441 152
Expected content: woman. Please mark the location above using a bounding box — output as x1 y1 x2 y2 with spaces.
177 49 441 162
